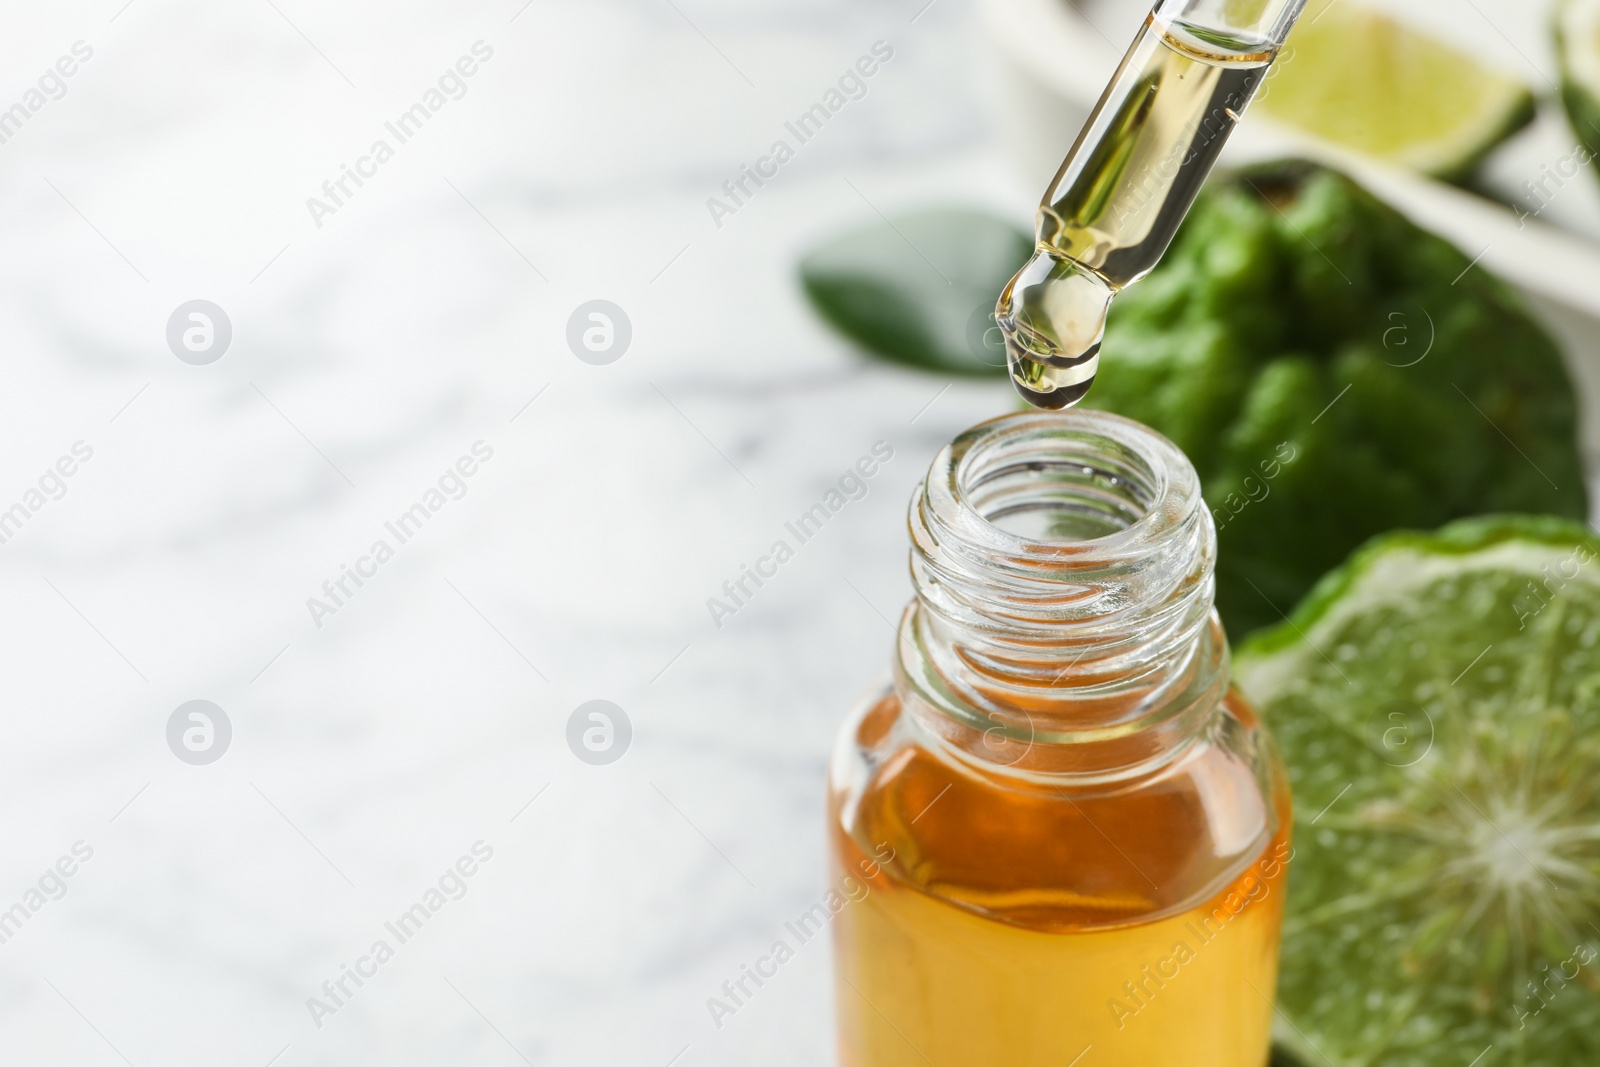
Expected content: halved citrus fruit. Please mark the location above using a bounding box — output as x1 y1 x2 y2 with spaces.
1237 515 1600 1065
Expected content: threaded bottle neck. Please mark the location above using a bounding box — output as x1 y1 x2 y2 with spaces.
896 410 1227 780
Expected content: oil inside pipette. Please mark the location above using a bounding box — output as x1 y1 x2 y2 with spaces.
999 14 1278 409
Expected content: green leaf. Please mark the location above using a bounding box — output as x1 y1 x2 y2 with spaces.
799 208 1031 376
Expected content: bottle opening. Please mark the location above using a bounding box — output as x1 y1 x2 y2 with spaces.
957 421 1160 544
920 410 1194 602
901 410 1225 777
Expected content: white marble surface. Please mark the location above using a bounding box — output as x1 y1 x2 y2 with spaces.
6 3 1600 1066
0 1 1029 1065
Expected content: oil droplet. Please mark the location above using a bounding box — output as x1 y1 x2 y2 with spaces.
996 249 1114 410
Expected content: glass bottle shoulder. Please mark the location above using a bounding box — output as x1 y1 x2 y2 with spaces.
828 682 1290 933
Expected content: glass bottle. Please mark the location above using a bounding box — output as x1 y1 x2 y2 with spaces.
828 410 1291 1066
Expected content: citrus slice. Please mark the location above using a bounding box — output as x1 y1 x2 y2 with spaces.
1558 0 1600 163
1257 1 1536 180
1235 516 1600 1066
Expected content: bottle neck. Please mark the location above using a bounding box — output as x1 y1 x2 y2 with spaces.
894 410 1227 782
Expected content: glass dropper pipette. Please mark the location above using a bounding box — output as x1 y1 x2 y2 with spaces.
998 0 1311 408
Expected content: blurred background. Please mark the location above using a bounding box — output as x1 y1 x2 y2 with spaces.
0 0 1595 1065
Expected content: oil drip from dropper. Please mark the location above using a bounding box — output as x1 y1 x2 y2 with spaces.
998 12 1283 409
996 251 1114 410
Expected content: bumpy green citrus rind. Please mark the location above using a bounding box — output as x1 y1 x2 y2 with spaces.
1241 515 1600 659
1088 162 1588 639
1237 515 1600 1067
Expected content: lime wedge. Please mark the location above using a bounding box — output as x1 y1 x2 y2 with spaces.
1235 516 1600 1066
1558 0 1600 163
1258 2 1536 180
